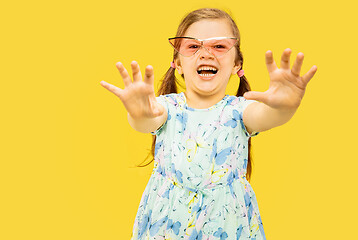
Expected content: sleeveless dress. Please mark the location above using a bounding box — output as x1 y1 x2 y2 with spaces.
131 92 266 240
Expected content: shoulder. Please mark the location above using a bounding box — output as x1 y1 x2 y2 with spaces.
225 95 260 137
225 95 257 110
158 92 180 100
156 93 184 107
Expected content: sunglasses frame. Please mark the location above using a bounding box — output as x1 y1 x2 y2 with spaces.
168 36 238 57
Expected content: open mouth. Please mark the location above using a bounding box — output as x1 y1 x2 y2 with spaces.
197 66 218 77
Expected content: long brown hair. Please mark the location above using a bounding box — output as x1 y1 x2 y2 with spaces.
135 8 255 182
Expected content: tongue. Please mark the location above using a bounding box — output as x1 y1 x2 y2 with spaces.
200 70 215 74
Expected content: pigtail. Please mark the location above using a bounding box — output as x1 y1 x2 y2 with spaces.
235 74 254 182
158 67 179 95
236 75 251 96
135 66 179 168
233 45 256 182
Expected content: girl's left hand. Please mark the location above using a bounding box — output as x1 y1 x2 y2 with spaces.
243 48 317 110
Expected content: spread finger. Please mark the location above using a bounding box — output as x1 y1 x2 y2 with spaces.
116 62 132 87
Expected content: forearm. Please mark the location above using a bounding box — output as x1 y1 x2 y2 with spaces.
127 110 168 134
245 102 298 132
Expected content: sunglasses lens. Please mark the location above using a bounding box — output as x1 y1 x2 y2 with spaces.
204 38 237 57
169 38 200 57
169 38 237 57
180 39 201 56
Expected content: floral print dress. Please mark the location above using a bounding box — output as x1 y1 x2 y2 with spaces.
131 92 266 240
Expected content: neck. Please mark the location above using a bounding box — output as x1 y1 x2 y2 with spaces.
184 91 226 109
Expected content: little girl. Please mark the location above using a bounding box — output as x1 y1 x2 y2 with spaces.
100 8 317 240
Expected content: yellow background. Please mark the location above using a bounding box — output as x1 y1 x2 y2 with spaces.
1 0 357 239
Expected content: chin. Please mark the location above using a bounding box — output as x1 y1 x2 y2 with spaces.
194 78 226 93
194 85 223 96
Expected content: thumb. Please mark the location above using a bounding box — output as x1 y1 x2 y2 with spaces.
243 91 266 102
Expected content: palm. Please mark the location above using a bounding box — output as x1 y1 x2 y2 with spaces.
244 49 317 110
100 61 164 118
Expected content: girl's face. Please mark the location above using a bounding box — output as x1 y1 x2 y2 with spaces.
175 19 241 98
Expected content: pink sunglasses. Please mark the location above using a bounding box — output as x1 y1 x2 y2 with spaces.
168 36 238 58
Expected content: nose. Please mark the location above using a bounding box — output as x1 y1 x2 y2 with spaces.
197 45 215 59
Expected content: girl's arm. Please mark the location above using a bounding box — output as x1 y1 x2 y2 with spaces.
243 102 297 134
127 108 167 133
100 61 167 133
242 49 317 133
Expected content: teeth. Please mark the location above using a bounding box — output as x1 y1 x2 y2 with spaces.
199 73 215 77
197 66 218 71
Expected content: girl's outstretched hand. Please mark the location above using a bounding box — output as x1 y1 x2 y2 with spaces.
100 61 164 119
243 48 317 110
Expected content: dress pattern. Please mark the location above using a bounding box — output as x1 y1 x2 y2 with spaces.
131 92 266 239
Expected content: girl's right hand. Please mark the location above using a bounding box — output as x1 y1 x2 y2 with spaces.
100 61 164 119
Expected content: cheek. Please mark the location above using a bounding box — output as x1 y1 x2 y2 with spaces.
182 61 196 75
221 58 237 75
